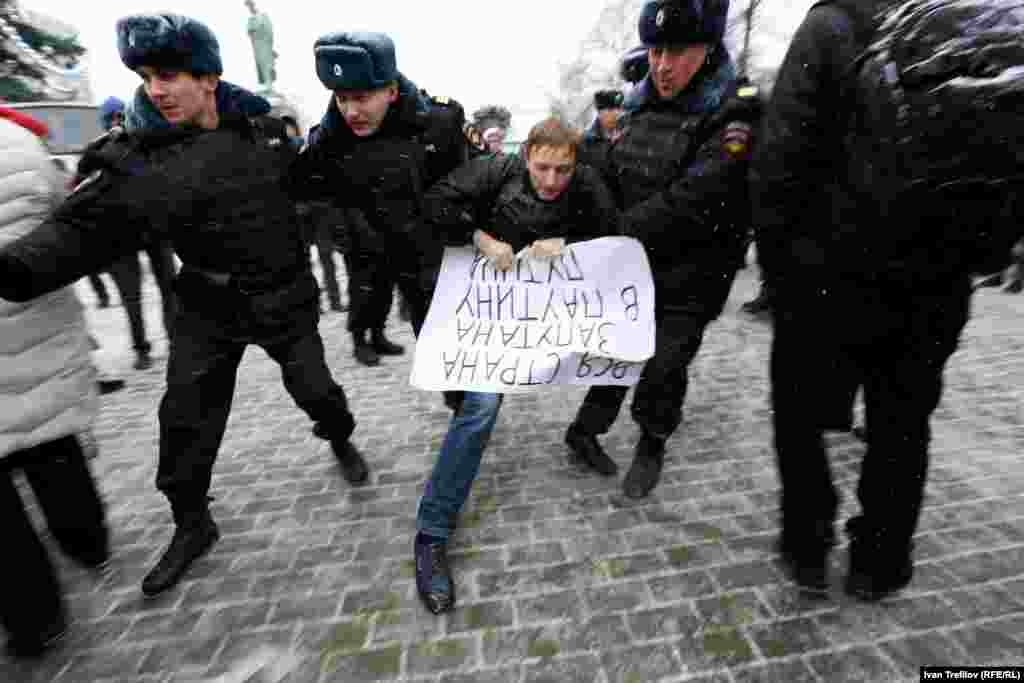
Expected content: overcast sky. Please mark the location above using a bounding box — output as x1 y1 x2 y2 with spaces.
25 0 813 137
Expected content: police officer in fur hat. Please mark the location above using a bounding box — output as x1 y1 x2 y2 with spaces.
578 88 624 169
297 32 468 368
564 0 760 498
0 13 370 597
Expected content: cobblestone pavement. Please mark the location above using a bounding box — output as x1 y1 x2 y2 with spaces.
2 259 1023 683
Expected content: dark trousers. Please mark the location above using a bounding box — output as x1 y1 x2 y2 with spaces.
86 273 109 305
343 252 429 336
107 242 179 352
311 222 343 309
0 436 109 643
156 308 355 525
573 312 709 439
771 287 970 555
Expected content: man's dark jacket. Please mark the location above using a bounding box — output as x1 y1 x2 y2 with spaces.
604 49 753 318
0 82 318 336
293 75 467 270
749 0 972 297
423 153 619 252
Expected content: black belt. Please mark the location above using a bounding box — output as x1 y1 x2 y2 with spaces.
184 265 303 295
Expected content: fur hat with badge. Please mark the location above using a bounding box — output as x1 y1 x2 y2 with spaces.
638 0 729 47
115 14 223 75
314 32 398 91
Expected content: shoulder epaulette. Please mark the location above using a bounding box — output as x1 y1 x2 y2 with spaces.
432 95 453 106
737 85 760 99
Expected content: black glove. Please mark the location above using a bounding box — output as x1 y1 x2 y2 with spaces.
0 253 35 302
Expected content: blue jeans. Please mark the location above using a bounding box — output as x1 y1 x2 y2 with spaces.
417 392 503 539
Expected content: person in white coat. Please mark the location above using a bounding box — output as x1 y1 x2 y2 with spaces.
0 106 112 658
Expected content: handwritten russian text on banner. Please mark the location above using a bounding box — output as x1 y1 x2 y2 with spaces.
411 237 655 392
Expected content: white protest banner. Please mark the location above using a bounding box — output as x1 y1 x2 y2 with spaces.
411 236 655 393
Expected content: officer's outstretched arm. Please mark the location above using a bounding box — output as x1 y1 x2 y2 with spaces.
620 130 749 253
0 170 151 302
423 155 517 246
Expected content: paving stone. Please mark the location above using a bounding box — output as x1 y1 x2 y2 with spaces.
441 667 520 683
508 542 568 568
53 648 150 682
748 617 832 659
319 642 402 681
601 642 681 682
947 618 1024 667
406 636 477 676
805 644 900 682
675 625 758 672
517 589 585 624
731 659 820 683
138 635 225 675
628 604 703 641
648 570 719 602
121 608 204 644
447 600 516 635
521 652 602 683
695 590 774 627
879 633 972 676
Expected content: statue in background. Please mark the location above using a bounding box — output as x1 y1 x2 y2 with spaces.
244 0 276 91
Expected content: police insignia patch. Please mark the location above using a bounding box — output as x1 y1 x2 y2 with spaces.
656 8 666 27
433 95 451 105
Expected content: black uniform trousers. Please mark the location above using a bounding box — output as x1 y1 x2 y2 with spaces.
771 283 970 557
106 240 178 353
0 436 109 643
344 251 430 337
573 312 709 440
156 274 355 526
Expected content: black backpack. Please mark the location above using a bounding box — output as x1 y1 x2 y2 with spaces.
824 0 1024 279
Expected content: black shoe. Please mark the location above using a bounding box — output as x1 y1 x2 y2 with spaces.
414 533 455 615
622 433 666 499
133 351 153 371
851 425 866 441
443 391 465 413
4 614 68 659
843 516 914 602
371 331 405 356
331 440 369 484
776 535 831 593
97 378 126 395
564 425 617 476
141 515 220 597
353 343 380 366
975 272 1004 288
1003 279 1023 294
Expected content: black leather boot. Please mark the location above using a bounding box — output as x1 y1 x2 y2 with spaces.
564 424 617 476
331 439 369 484
371 329 405 356
414 532 455 614
141 509 220 597
843 516 914 601
777 522 835 593
352 332 379 366
623 432 666 499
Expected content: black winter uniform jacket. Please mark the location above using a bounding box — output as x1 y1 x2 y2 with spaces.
294 76 467 271
603 51 754 317
0 88 318 336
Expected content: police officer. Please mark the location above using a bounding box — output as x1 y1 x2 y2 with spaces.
577 89 623 169
564 0 758 499
298 32 468 367
751 0 1011 600
0 14 369 597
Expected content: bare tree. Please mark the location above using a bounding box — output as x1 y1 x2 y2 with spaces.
549 0 645 128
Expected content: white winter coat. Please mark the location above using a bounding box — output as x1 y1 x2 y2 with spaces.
0 117 97 458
